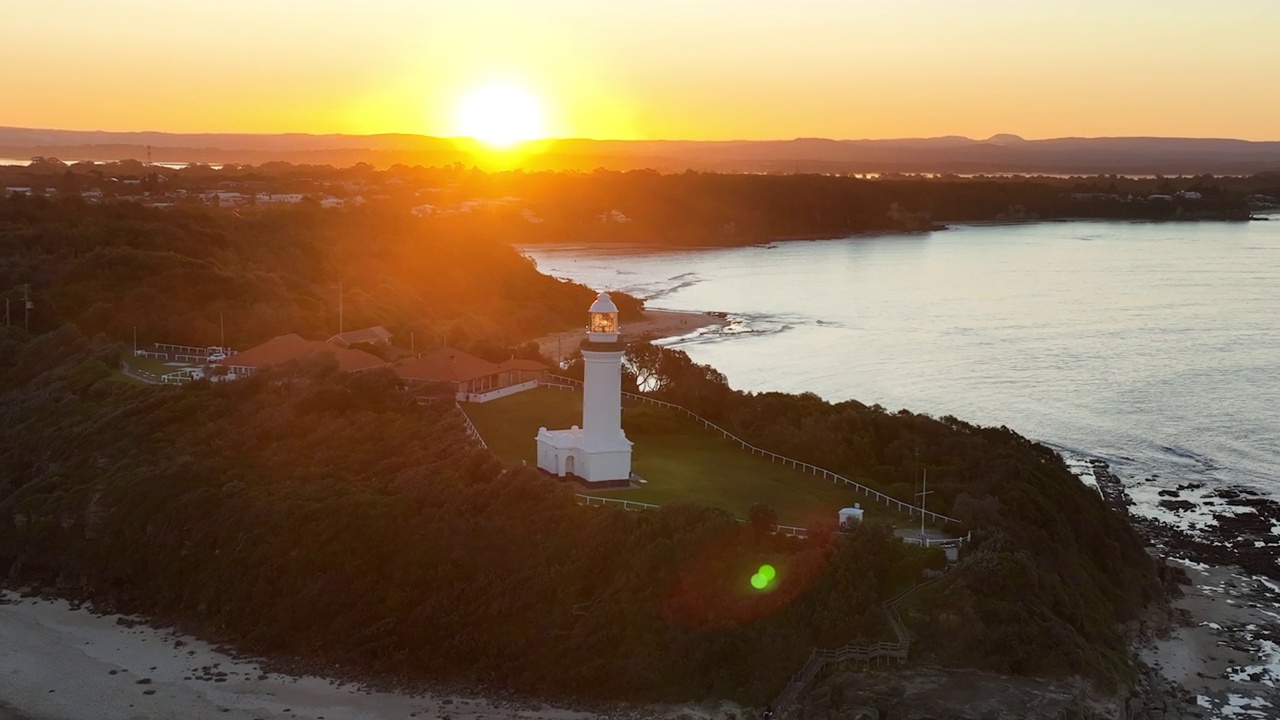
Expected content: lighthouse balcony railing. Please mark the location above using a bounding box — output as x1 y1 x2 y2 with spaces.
540 375 964 530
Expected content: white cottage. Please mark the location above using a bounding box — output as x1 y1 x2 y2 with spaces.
536 293 633 485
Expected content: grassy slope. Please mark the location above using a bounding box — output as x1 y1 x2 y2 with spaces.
464 388 891 528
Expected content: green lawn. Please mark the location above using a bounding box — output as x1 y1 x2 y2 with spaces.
463 387 890 528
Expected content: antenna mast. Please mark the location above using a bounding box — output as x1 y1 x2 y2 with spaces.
917 467 933 541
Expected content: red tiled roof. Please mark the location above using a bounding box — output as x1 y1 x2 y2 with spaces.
394 348 502 383
329 346 390 373
328 325 393 348
498 358 549 372
216 334 387 373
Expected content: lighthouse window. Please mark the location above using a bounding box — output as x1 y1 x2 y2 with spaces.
591 312 617 333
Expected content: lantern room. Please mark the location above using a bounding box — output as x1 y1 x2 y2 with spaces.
587 292 620 342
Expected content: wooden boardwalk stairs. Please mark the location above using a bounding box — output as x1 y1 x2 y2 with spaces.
771 575 942 717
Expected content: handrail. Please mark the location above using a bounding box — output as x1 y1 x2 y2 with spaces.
572 494 660 512
771 575 941 716
542 376 964 528
456 406 488 449
491 378 957 716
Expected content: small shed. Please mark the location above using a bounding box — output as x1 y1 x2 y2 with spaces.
838 504 865 527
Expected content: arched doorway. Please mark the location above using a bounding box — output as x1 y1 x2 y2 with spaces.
565 454 576 477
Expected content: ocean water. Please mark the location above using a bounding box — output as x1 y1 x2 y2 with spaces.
523 219 1280 526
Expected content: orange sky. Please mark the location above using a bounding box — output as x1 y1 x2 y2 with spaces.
6 0 1280 141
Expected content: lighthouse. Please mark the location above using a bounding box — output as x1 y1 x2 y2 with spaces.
535 292 633 485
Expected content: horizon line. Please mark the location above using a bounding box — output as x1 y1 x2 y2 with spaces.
5 125 1280 146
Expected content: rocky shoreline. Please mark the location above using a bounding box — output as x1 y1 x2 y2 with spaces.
1091 460 1280 583
793 460 1280 720
1092 460 1280 719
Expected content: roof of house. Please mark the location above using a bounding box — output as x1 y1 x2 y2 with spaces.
394 348 503 383
216 334 387 373
328 325 393 347
498 358 550 372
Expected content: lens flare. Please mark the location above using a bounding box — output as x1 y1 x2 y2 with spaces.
750 564 777 590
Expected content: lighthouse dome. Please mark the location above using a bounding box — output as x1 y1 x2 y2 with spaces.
589 293 619 314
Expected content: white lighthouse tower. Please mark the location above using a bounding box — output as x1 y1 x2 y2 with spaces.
535 292 633 484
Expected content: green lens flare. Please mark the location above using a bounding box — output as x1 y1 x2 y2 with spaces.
750 573 768 590
759 564 776 581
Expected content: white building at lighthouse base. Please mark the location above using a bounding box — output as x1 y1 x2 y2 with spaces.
535 425 632 484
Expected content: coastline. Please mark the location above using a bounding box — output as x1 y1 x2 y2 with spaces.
1090 461 1280 717
0 590 728 720
534 309 727 364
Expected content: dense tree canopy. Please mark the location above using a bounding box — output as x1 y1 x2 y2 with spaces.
597 341 1162 682
0 201 1163 704
0 196 642 352
0 327 931 703
2 163 1267 251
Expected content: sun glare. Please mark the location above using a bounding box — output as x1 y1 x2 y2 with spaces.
455 82 546 149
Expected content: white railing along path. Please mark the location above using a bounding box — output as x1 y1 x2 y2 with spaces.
541 376 964 529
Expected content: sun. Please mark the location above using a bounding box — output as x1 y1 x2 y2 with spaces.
455 82 547 149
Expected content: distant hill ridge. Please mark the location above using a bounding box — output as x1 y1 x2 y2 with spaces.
5 126 1280 175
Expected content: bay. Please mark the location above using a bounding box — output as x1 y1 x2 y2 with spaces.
523 219 1280 527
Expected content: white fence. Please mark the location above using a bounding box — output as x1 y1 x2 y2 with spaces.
154 342 208 356
460 379 539 404
573 494 660 512
571 493 809 536
899 535 965 549
457 407 488 449
161 368 201 384
542 376 964 529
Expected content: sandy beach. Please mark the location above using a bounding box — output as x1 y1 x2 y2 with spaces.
0 590 734 720
535 309 726 365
